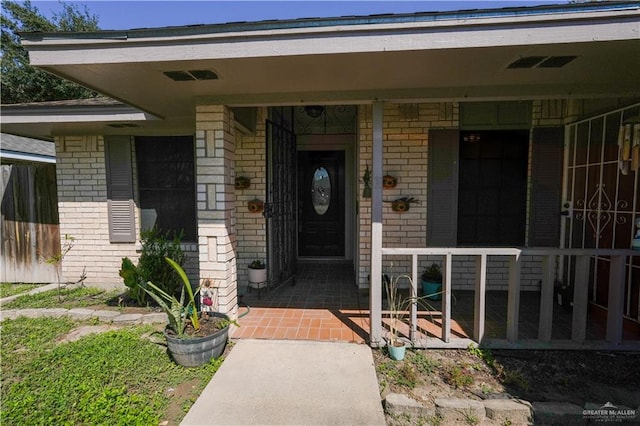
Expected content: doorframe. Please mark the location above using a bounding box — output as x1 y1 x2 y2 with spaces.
296 134 356 261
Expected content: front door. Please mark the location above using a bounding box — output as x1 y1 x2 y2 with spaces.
297 150 345 257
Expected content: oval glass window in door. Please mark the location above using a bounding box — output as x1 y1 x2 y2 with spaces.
311 167 331 215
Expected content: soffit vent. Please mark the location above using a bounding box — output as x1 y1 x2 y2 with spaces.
537 56 578 68
507 56 546 69
507 56 577 69
108 123 139 128
163 70 219 81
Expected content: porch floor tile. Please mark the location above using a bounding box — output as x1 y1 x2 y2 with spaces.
233 262 369 343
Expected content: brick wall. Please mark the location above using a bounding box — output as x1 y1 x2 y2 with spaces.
55 136 130 288
195 105 238 317
357 103 459 288
357 102 545 292
234 108 268 287
55 135 198 290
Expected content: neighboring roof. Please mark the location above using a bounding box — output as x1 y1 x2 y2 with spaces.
5 98 123 108
0 133 56 163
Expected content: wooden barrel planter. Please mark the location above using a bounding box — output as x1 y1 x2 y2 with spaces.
164 312 230 367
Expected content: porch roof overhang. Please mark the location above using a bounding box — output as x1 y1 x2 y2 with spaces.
0 98 166 141
5 1 640 139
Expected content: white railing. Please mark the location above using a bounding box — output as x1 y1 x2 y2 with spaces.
374 248 640 350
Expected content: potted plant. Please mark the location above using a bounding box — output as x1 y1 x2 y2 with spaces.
390 197 419 212
248 199 264 213
384 271 437 360
234 176 251 190
384 273 410 360
383 174 397 188
421 263 442 301
143 257 234 367
248 259 267 286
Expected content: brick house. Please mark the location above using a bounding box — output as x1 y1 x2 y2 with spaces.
2 2 639 348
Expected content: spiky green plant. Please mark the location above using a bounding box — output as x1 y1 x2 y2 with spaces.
143 257 199 337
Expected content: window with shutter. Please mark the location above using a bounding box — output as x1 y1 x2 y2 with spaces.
529 127 564 247
427 129 459 246
105 136 136 243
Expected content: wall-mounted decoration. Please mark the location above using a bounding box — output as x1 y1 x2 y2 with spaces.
383 174 398 188
362 165 372 199
390 197 419 213
248 199 264 213
235 176 251 190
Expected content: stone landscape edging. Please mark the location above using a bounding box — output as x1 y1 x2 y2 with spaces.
0 307 167 325
384 392 594 425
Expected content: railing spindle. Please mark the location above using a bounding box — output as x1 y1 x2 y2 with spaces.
572 255 590 343
474 254 487 343
507 254 522 343
538 255 556 342
606 255 626 345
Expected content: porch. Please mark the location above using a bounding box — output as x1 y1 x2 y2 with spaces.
232 262 370 343
231 253 640 350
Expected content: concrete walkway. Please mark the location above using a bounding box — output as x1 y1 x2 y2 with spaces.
181 339 386 426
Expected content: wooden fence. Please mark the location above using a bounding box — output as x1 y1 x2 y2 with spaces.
1 164 60 283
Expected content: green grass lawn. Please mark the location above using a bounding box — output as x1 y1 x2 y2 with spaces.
2 286 122 310
0 317 222 425
0 283 44 298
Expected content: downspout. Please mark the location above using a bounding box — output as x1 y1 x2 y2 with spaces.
370 101 384 347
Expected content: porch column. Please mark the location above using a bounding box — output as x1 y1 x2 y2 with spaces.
370 101 384 346
195 105 238 318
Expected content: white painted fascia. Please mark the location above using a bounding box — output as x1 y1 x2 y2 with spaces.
0 151 56 164
1 111 156 124
23 8 640 66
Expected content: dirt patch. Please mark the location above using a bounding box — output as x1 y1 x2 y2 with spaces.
56 324 120 344
83 291 165 314
374 347 640 414
161 378 201 426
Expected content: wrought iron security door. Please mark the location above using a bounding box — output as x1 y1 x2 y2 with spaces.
265 119 297 288
564 104 640 321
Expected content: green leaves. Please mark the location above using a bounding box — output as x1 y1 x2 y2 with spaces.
1 0 100 103
120 228 186 305
142 257 201 337
165 257 199 331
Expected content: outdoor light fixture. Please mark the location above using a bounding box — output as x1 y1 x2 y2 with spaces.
305 105 324 118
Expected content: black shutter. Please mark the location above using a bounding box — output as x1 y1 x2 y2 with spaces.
427 129 459 246
105 136 136 243
529 127 564 247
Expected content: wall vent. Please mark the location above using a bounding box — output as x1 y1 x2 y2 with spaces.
507 56 577 69
163 70 219 81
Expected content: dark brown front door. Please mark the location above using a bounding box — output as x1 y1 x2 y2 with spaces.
298 150 345 257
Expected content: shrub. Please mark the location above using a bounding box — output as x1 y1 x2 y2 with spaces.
120 228 186 305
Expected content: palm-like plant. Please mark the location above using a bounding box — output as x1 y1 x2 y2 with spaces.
384 272 440 347
143 257 199 338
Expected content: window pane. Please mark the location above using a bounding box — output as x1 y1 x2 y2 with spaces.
135 136 196 241
458 130 529 246
311 167 331 215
